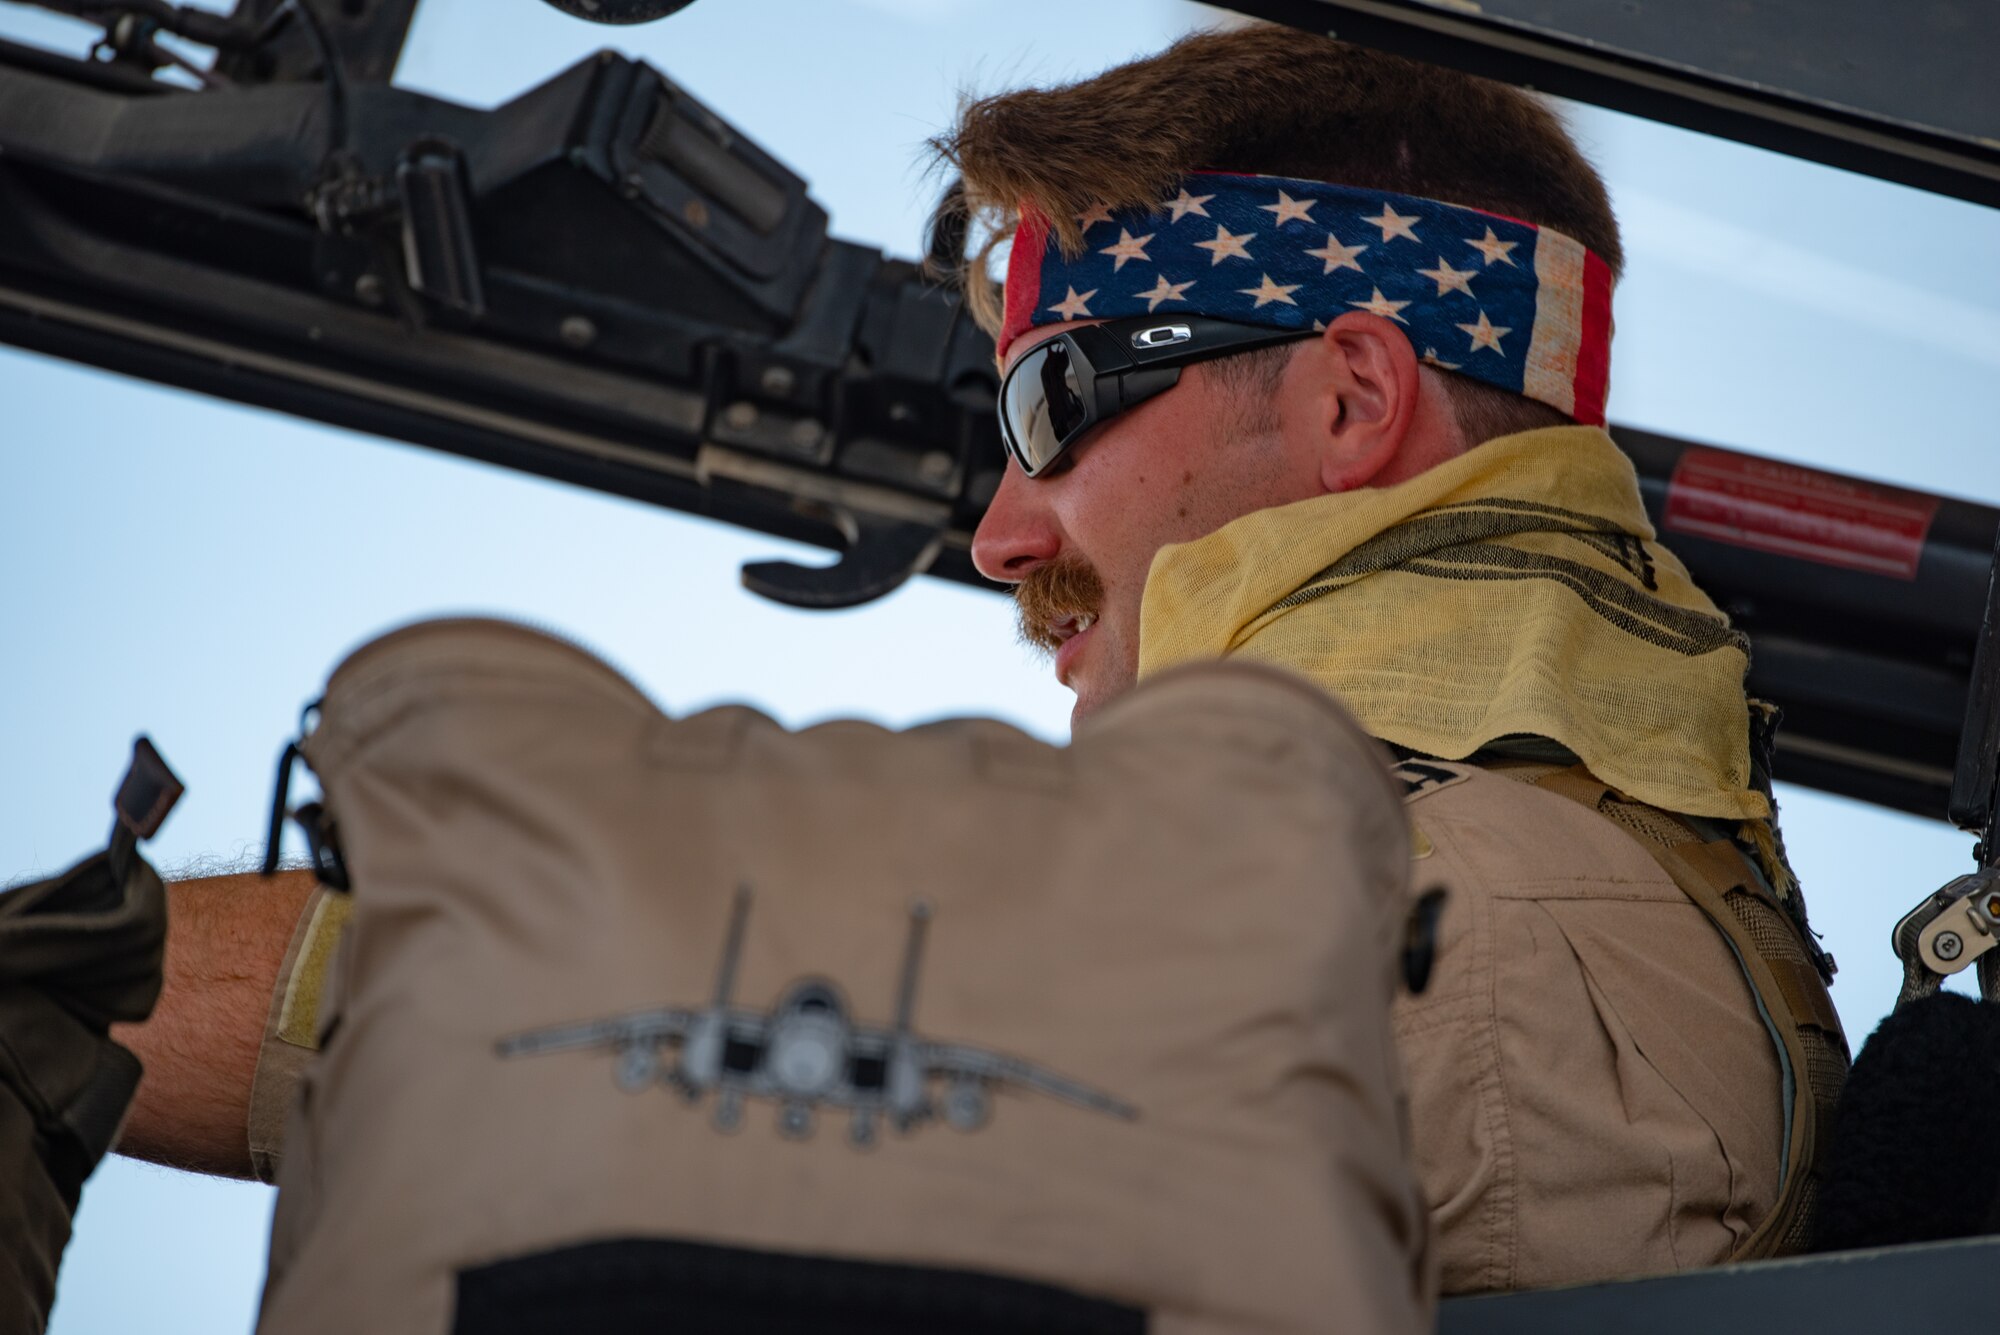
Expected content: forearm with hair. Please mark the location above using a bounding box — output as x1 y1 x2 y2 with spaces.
109 871 317 1179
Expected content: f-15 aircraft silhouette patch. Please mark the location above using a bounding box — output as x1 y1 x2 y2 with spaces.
496 887 1138 1146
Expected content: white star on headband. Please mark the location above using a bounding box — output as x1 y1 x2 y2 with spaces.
1135 274 1195 311
1194 224 1255 265
1363 204 1422 244
1162 189 1215 222
1049 286 1097 320
1259 190 1317 227
1456 310 1512 353
1099 228 1155 271
1238 273 1302 308
1075 201 1117 232
1416 257 1478 297
1348 287 1411 323
1304 234 1368 275
1465 226 1518 266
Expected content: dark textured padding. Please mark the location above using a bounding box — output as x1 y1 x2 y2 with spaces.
1813 993 2000 1251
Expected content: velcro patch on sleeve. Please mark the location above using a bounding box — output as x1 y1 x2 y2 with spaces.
1389 759 1475 803
276 891 354 1049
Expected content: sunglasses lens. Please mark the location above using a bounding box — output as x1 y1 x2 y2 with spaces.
1003 340 1087 474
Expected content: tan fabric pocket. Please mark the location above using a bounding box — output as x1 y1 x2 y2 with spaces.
1495 894 1782 1284
1389 769 1784 1295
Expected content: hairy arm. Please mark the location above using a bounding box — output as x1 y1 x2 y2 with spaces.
109 870 317 1179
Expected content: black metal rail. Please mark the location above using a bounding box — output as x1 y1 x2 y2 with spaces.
1219 0 2000 211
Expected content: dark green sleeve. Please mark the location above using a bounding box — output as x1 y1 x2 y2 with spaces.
0 978 147 1330
0 743 174 1332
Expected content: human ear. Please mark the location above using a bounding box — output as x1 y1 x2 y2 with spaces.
1303 311 1421 493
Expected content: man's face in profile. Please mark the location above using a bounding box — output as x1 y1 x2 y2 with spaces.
971 319 1322 724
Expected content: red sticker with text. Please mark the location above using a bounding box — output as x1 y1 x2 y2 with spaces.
1662 447 1938 580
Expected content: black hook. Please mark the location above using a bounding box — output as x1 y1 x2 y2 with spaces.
741 513 944 610
261 742 304 878
261 741 351 890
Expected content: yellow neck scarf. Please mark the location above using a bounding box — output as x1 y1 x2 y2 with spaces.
1138 425 1770 824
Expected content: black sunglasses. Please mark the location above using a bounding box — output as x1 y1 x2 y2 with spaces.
997 315 1319 478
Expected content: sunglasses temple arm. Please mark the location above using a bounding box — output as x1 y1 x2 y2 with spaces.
1117 365 1181 410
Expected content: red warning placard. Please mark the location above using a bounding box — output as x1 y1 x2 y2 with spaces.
1662 447 1938 580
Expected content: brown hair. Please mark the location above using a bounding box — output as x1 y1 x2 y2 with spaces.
931 24 1622 441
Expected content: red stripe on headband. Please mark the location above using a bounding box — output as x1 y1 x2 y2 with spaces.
998 206 1051 358
1571 249 1614 427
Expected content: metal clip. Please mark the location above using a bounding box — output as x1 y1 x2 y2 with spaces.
1892 867 2000 1008
261 741 352 891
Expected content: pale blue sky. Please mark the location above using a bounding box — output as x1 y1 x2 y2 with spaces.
3 2 1996 1331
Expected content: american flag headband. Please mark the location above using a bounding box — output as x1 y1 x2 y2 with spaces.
999 171 1614 427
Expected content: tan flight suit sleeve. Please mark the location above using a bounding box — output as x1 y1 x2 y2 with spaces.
1391 766 1785 1294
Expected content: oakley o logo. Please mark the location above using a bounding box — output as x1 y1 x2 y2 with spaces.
1130 323 1192 349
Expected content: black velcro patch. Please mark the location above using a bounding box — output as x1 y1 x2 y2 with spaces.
452 1236 1146 1334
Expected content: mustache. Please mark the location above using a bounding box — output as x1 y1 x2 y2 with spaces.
1014 556 1105 656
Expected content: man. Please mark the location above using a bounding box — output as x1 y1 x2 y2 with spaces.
941 23 1844 1291
109 23 1843 1299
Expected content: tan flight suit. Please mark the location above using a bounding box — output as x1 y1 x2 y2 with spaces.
1389 759 1810 1293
